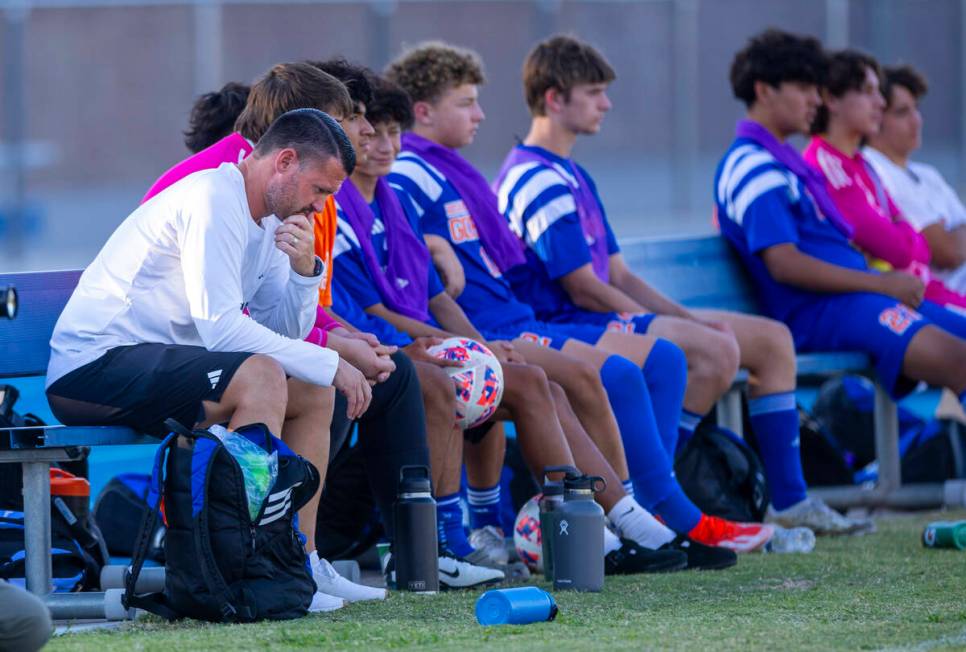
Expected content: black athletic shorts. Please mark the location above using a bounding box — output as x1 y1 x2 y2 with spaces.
46 343 253 437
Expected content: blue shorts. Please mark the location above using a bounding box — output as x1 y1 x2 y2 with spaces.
481 319 606 351
787 294 966 398
546 309 658 335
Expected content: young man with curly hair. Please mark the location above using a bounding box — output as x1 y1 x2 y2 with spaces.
386 41 776 553
716 29 966 454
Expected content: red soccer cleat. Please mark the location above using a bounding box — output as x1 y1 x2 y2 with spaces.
688 514 774 553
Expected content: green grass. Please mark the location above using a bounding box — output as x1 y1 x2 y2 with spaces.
49 510 966 651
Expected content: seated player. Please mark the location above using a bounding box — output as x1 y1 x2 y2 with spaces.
145 62 428 604
495 34 869 535
804 50 966 313
716 29 966 451
47 109 373 611
864 65 966 296
386 41 777 552
332 73 733 570
183 81 251 154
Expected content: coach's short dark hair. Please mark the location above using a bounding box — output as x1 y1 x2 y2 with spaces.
307 58 375 109
234 62 353 142
253 108 356 175
882 64 928 107
183 82 250 153
523 34 615 116
810 49 881 133
730 29 827 108
365 76 414 129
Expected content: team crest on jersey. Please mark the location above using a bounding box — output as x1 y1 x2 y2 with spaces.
878 304 923 335
519 332 552 348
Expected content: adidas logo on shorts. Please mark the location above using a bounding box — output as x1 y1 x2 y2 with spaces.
207 369 223 389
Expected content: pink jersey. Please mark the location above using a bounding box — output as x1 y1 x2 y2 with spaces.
805 136 966 310
142 133 254 204
143 132 346 334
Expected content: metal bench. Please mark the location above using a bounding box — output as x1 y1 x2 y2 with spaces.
0 270 156 599
619 234 966 509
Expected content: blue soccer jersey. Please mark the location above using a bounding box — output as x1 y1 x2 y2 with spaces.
713 137 869 322
496 144 619 320
388 151 535 331
330 282 413 348
332 194 445 313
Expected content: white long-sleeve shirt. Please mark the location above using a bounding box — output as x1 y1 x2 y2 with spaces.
48 162 339 387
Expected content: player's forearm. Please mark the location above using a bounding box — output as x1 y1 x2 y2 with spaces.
923 223 966 270
367 303 447 339
563 276 643 313
429 293 485 341
761 244 882 294
611 272 690 318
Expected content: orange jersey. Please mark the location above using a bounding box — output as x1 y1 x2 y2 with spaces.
313 196 338 307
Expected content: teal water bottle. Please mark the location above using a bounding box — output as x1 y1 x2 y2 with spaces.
922 521 966 550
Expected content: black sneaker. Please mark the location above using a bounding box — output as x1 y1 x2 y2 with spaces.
605 538 687 575
659 535 737 570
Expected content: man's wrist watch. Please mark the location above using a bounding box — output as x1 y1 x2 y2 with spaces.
308 256 324 278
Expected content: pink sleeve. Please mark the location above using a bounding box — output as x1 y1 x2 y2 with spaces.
314 304 342 332
142 134 253 204
304 327 328 348
825 178 930 268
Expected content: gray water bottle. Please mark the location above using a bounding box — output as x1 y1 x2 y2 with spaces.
539 465 579 581
552 473 605 592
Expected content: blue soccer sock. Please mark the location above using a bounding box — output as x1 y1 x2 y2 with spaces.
436 493 473 557
599 355 702 534
749 392 807 511
677 410 703 453
642 339 689 456
466 483 501 531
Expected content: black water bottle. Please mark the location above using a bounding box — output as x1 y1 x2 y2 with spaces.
393 465 439 593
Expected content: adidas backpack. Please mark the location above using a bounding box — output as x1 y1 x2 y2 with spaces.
124 420 319 622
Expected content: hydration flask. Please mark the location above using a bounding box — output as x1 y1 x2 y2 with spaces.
552 473 605 592
393 465 439 593
476 587 558 626
539 465 580 581
922 521 966 550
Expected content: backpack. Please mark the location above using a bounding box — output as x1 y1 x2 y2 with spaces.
675 422 769 523
0 506 107 592
810 375 966 484
93 474 165 562
124 420 319 622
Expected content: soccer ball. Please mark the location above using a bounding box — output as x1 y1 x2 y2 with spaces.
427 337 504 430
513 494 543 573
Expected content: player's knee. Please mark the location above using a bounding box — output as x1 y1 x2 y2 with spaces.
290 381 334 418
235 354 287 405
753 320 797 373
690 335 739 393
420 365 456 415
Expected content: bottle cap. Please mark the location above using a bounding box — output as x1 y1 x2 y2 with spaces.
563 474 606 493
398 465 432 494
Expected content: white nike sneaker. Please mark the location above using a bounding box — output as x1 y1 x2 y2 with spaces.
438 550 504 590
308 591 346 612
766 497 876 536
468 525 510 566
311 551 387 602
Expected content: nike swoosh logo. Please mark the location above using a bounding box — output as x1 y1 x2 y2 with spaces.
439 568 460 579
620 506 635 518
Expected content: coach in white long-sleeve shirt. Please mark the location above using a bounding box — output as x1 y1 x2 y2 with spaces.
47 108 371 444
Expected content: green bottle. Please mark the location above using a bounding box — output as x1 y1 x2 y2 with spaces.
922 521 966 550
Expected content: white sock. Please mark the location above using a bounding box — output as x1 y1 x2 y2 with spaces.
603 525 622 555
607 495 676 549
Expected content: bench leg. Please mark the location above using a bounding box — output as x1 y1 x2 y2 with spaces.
22 461 51 595
873 382 901 495
716 387 743 437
